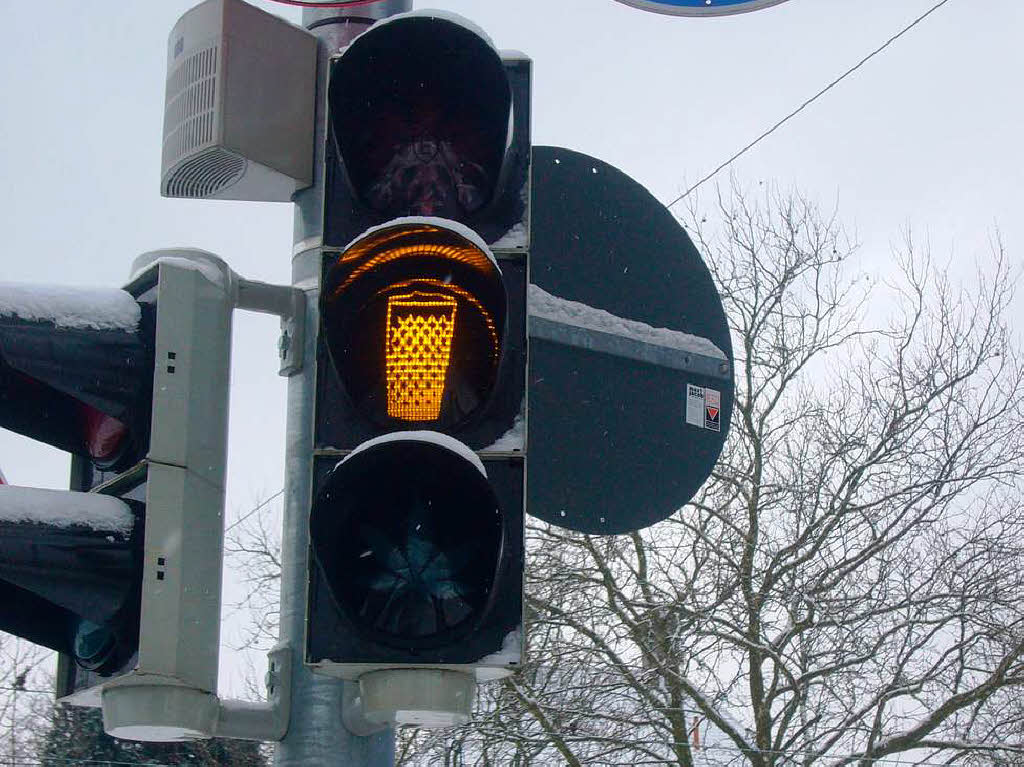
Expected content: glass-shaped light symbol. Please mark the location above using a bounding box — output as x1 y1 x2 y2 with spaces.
385 292 458 421
322 221 506 431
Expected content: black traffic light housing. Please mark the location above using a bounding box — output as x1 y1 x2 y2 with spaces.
317 221 527 450
0 290 155 471
322 14 531 249
308 434 523 669
329 17 511 224
306 12 530 690
54 459 149 695
309 221 526 674
0 485 144 675
321 222 508 433
0 281 158 677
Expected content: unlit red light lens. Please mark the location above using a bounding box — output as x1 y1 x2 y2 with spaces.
385 293 458 421
80 405 129 464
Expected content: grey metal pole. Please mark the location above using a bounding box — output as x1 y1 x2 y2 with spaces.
302 0 409 51
275 2 411 766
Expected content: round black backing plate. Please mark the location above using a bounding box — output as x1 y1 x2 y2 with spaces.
528 146 734 534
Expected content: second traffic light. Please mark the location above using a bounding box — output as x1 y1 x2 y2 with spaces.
306 11 530 727
0 279 155 674
2 251 303 741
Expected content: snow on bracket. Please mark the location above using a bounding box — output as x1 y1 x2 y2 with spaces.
528 284 729 380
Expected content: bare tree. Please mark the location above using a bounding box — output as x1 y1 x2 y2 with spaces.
0 634 53 767
225 493 284 656
401 184 1024 766
222 183 1024 765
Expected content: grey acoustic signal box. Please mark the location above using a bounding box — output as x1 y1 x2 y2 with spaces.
161 0 317 201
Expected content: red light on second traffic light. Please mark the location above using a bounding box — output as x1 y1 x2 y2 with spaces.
80 404 131 466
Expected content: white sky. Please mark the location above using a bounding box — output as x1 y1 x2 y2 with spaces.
1 0 1021 697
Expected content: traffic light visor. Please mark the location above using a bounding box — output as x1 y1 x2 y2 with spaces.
311 433 504 648
0 485 143 674
323 220 506 432
329 14 512 221
0 285 153 470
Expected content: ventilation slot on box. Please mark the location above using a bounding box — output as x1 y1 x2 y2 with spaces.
162 45 219 170
163 148 247 198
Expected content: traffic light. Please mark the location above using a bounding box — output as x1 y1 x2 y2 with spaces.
0 250 302 742
0 279 155 673
0 252 243 739
305 11 531 727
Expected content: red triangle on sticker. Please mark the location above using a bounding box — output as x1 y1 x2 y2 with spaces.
706 407 719 420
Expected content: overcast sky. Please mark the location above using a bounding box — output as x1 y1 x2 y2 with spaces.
1 0 1021 696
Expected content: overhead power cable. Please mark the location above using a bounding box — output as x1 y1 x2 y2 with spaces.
667 0 956 207
0 684 53 696
225 488 284 533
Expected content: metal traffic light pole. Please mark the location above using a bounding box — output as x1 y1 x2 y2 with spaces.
276 3 410 766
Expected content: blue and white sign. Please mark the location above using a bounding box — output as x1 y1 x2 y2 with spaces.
612 0 791 16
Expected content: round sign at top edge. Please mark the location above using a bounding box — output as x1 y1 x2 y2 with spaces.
612 0 791 16
266 0 385 7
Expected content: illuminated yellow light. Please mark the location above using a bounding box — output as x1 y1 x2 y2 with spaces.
336 241 496 296
385 293 458 421
382 278 499 359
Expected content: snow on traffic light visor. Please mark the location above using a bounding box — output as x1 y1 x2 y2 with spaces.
0 284 153 470
322 220 506 432
311 434 504 647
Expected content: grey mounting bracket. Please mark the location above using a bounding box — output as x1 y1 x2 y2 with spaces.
97 250 300 744
103 645 292 743
342 681 388 737
235 277 307 376
215 645 293 742
130 249 307 376
341 669 476 733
